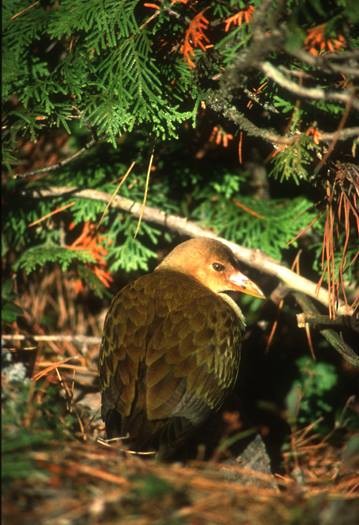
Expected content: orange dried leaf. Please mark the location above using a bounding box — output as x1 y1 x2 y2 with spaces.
69 279 85 294
93 267 113 288
208 126 233 148
67 221 113 288
181 10 210 68
225 6 254 32
209 126 219 142
269 144 287 159
306 126 322 145
305 24 346 56
143 3 160 9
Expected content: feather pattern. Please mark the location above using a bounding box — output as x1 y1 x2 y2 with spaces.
99 238 264 456
99 270 244 452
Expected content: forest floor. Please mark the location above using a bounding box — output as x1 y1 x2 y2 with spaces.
2 337 359 525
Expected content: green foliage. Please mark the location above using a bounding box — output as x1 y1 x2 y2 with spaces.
133 474 174 499
193 173 317 259
2 0 195 149
311 100 343 115
2 429 51 483
215 24 252 66
311 237 358 287
71 198 109 223
107 223 159 273
343 0 359 21
272 95 294 114
14 245 95 273
2 360 81 484
286 356 338 425
284 24 306 52
1 280 23 326
269 136 318 185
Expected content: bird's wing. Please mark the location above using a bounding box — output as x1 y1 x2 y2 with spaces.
99 271 244 430
145 293 244 425
99 275 156 420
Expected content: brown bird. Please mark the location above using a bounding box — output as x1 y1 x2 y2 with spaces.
99 238 264 458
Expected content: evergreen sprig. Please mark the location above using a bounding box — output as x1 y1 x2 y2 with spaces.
194 192 318 259
14 245 95 274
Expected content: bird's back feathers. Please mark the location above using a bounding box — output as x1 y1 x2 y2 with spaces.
99 270 245 454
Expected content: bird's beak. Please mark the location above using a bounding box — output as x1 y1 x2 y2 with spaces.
227 271 265 299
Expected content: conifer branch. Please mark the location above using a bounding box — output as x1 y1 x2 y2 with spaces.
289 48 359 77
205 90 359 146
260 62 359 110
206 90 295 145
34 186 354 316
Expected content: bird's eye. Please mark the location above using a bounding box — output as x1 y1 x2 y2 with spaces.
212 262 225 272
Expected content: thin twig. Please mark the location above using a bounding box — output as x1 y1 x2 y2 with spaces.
28 201 75 227
134 147 154 238
33 186 354 316
242 88 280 114
289 48 359 77
205 90 359 146
96 161 136 233
11 1 39 20
13 138 96 180
206 90 296 145
314 100 352 173
260 61 359 110
294 293 359 367
297 312 359 332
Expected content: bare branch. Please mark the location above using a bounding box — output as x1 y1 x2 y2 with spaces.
13 138 97 180
242 88 280 114
34 185 354 316
11 1 39 20
206 90 294 145
294 293 359 367
205 90 359 146
320 127 359 141
260 61 359 110
323 49 359 61
297 312 359 332
289 48 359 77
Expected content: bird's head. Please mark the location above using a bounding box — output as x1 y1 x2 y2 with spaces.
156 238 265 299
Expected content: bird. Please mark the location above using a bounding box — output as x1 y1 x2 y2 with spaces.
99 237 264 458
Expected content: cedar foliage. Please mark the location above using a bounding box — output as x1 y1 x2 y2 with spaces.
2 2 359 521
